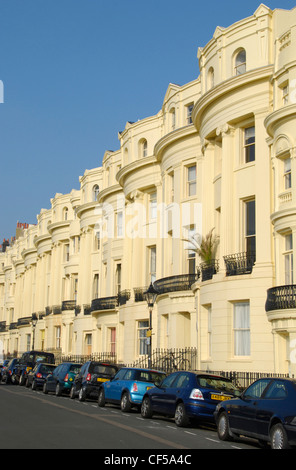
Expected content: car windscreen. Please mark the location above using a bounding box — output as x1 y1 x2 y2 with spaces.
39 364 56 373
196 375 240 394
69 364 82 374
135 370 166 384
90 363 118 376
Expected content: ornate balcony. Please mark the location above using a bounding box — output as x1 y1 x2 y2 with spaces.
91 296 118 312
118 290 131 306
223 252 256 276
62 300 76 311
266 285 296 312
154 274 199 295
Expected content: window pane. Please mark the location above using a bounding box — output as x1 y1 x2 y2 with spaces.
246 200 255 236
234 302 250 356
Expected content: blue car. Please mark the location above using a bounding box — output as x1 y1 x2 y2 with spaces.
141 371 241 427
98 367 166 412
43 362 82 396
214 377 296 449
25 362 57 390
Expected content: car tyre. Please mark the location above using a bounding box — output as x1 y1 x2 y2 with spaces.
270 423 290 449
217 411 232 441
43 382 48 394
174 402 189 427
56 383 62 396
32 379 37 390
98 388 105 407
121 392 132 412
141 396 153 419
19 374 25 386
78 386 86 402
70 385 76 399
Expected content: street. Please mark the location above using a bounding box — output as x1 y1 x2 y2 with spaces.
0 382 257 451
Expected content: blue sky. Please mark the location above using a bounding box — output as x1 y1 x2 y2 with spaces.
0 0 295 243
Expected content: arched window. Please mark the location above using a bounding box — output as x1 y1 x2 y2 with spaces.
92 184 100 202
138 139 148 158
234 49 246 75
63 207 68 221
207 67 214 89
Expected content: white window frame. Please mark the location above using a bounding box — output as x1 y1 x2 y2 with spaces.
233 302 250 356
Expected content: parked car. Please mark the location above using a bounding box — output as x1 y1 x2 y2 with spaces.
16 350 55 385
43 362 82 395
98 367 167 412
1 358 20 384
70 361 118 401
214 377 296 449
0 360 10 382
141 371 241 427
26 363 57 390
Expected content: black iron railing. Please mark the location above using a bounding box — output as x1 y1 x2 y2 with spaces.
118 290 131 306
134 287 148 302
200 260 219 281
224 251 256 276
131 347 198 374
265 285 296 312
154 274 199 295
62 300 76 311
91 296 118 312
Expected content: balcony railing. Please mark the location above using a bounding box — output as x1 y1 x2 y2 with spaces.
62 300 76 311
134 287 148 302
91 296 118 312
118 290 131 306
154 274 199 295
224 252 256 276
200 260 219 281
266 285 296 312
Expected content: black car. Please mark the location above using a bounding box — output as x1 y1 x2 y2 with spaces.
214 377 296 449
25 363 57 390
43 362 82 396
16 350 55 385
70 361 118 401
1 358 20 384
0 360 10 382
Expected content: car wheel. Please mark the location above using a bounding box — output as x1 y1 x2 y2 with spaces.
43 382 48 394
98 388 105 407
32 380 37 391
141 396 153 419
270 423 290 449
217 411 232 441
70 385 76 399
174 402 189 427
19 374 25 386
56 383 62 396
121 392 132 412
78 386 86 402
25 378 30 388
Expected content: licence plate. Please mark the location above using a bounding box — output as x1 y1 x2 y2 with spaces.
211 394 230 401
97 378 108 382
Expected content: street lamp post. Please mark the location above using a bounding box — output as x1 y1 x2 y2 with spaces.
31 313 38 350
144 283 159 368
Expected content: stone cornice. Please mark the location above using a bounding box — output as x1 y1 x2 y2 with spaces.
192 65 274 131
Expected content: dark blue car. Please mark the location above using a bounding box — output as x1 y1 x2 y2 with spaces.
214 377 296 449
26 362 57 390
141 371 240 427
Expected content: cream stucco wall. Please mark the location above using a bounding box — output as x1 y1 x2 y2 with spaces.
1 4 296 375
